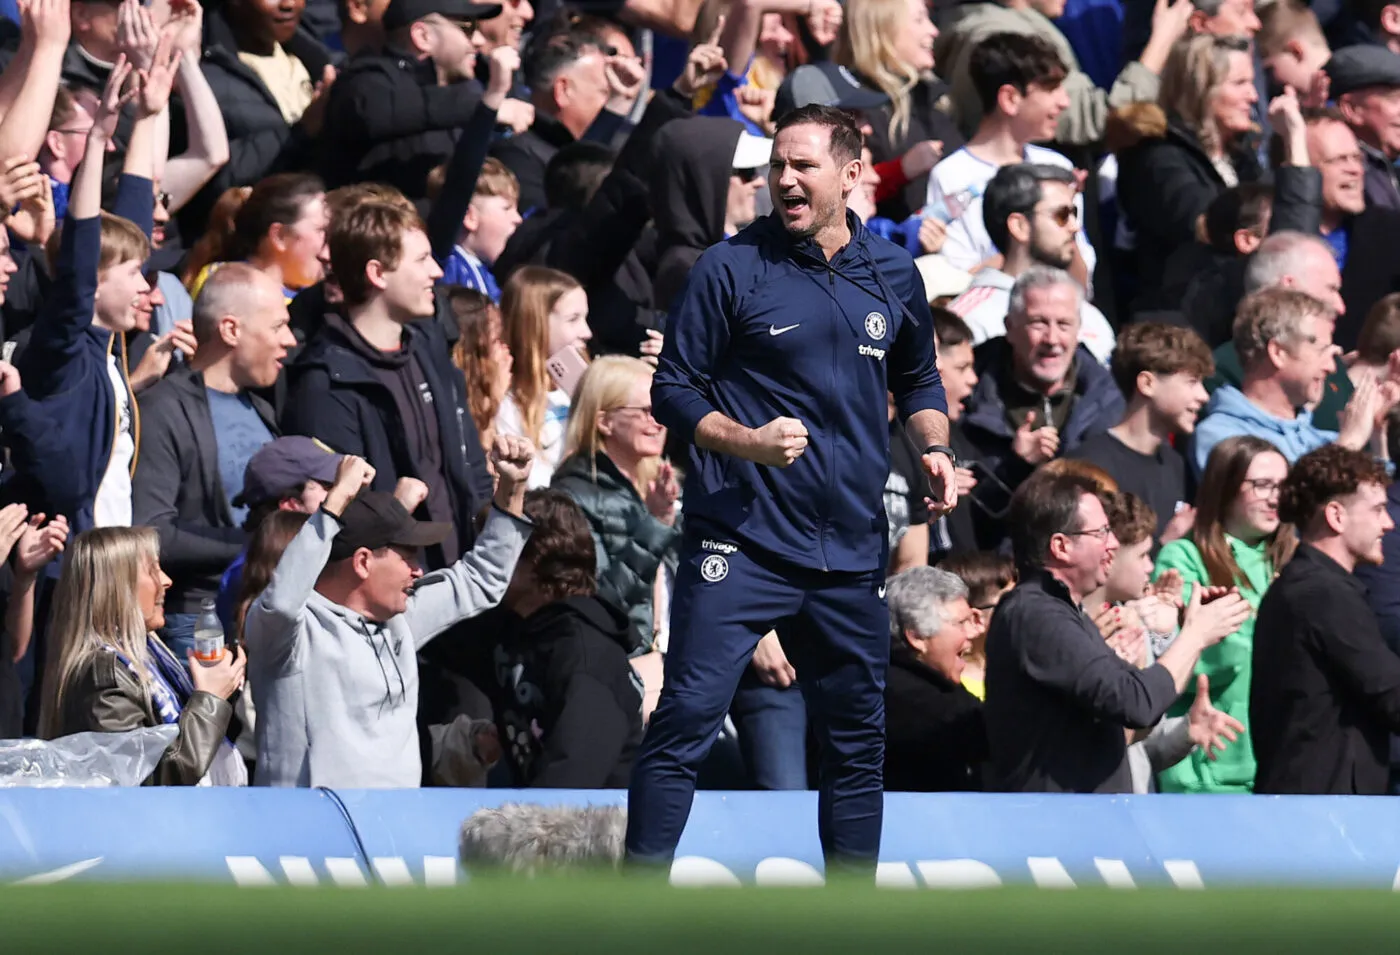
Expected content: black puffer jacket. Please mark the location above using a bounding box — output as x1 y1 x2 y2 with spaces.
183 12 335 235
552 452 681 654
319 44 483 197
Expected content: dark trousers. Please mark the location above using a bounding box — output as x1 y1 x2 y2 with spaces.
626 534 888 869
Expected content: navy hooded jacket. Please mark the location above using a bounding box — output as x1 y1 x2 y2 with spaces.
653 210 947 574
14 175 154 534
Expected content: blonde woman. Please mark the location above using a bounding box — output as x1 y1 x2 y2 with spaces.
496 266 593 489
1113 34 1272 303
835 0 964 221
553 356 681 654
39 527 247 786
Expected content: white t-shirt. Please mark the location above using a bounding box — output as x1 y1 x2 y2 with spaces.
93 354 134 527
495 388 571 490
927 145 1096 279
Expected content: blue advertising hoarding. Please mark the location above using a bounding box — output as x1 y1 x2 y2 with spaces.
3 789 1400 888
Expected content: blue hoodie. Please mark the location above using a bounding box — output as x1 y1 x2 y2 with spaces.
654 210 947 574
1192 384 1337 475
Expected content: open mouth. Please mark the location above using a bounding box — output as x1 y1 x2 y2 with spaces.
780 195 808 214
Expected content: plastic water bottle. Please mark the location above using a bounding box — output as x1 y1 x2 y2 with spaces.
193 598 225 667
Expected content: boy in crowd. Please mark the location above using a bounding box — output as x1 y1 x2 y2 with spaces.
436 158 523 302
1072 323 1214 542
17 52 173 532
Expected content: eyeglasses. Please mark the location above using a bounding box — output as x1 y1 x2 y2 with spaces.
1039 204 1078 227
610 405 655 418
1243 478 1282 498
732 167 762 183
1063 524 1113 542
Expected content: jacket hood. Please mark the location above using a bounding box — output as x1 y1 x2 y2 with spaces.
1202 384 1316 436
964 336 1121 439
326 313 411 370
526 594 633 654
652 116 747 255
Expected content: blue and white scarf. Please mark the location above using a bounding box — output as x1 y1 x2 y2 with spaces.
106 637 247 787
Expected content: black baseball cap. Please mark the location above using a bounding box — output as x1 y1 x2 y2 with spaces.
774 62 890 123
329 492 452 561
233 436 343 508
382 0 503 32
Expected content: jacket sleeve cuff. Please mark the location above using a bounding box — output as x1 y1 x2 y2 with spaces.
896 386 949 422
657 391 719 444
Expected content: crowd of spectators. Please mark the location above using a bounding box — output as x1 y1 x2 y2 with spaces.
0 0 1397 798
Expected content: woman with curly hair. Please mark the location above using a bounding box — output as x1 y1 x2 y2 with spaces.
449 287 513 456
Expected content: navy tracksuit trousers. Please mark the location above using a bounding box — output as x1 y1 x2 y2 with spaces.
625 531 889 869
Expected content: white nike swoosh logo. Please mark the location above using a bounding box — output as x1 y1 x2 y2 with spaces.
769 324 800 336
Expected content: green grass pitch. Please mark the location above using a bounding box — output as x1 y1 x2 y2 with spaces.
5 877 1400 953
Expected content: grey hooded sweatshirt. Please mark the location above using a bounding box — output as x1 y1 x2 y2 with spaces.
245 507 531 788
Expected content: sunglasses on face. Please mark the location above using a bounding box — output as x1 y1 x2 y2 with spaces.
1040 204 1078 227
732 167 762 183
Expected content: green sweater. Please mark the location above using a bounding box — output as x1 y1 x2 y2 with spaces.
1152 534 1276 793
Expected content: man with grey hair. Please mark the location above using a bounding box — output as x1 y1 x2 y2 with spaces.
133 263 295 657
948 163 1116 361
1193 287 1381 474
959 266 1125 543
884 566 988 791
1206 230 1356 431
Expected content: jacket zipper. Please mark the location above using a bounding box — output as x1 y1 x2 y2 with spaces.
819 264 839 572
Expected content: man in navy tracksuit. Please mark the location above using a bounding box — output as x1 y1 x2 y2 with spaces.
627 105 959 871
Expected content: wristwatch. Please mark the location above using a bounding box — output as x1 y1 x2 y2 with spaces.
923 444 958 467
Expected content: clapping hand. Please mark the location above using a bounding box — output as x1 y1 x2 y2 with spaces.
117 0 159 72
0 157 46 211
0 361 20 398
0 504 29 566
1186 673 1243 760
19 0 71 52
94 56 139 142
15 513 68 576
160 0 203 59
644 460 680 525
1181 585 1251 648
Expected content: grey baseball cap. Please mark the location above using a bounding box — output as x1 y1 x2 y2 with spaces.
774 62 890 121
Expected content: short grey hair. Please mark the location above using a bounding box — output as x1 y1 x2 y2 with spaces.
1006 265 1083 322
887 567 969 650
191 262 274 346
1190 0 1225 15
1243 231 1333 294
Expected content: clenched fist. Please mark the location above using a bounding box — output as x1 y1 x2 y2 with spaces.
750 417 809 467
